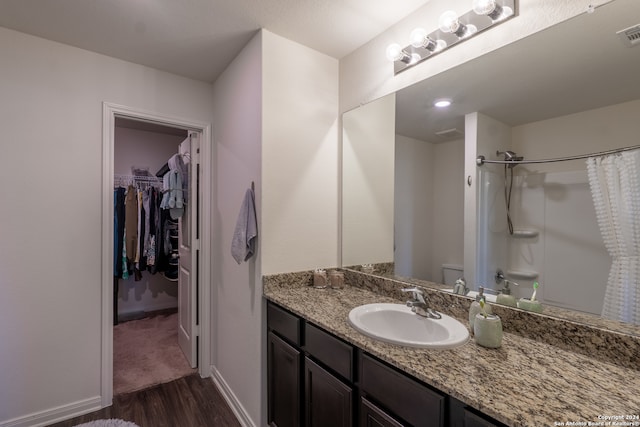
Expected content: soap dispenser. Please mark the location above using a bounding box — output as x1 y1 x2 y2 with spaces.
496 280 518 308
469 287 492 332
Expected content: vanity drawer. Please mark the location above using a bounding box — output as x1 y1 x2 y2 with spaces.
360 353 445 427
267 301 302 346
304 322 354 382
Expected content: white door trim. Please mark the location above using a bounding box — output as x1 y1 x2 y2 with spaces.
101 102 212 407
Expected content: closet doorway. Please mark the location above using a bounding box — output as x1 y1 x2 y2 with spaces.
102 103 212 407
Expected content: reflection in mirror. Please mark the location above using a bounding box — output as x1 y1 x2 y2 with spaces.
341 0 640 328
342 94 396 268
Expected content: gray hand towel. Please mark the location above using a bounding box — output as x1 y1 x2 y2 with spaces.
231 188 258 264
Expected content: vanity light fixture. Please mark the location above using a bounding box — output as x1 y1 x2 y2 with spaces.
386 0 516 74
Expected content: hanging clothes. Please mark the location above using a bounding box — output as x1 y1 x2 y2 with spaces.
113 187 126 277
114 176 171 281
124 185 138 264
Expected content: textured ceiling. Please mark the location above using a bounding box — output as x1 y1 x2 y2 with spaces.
0 0 432 82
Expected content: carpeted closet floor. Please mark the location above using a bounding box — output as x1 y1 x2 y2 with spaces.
113 311 196 395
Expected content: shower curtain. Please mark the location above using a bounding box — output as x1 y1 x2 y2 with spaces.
587 149 640 325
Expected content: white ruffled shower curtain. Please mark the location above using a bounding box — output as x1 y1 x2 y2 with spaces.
587 149 640 325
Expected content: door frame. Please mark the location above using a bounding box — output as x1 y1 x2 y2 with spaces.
101 102 212 407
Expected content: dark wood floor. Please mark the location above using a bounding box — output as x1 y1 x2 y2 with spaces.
48 374 241 427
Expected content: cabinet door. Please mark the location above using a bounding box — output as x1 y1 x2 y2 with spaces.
464 410 502 427
361 397 404 427
268 332 302 427
305 357 353 427
360 353 444 427
449 397 505 427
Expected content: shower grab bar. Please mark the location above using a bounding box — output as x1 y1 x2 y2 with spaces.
476 143 640 166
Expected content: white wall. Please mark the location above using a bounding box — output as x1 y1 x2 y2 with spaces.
114 127 184 176
209 29 340 426
0 27 213 426
342 94 396 267
512 99 640 173
210 31 263 427
262 31 340 275
114 126 185 316
394 136 464 282
339 0 608 113
431 139 465 281
395 134 433 279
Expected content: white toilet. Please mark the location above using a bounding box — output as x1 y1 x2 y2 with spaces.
441 264 464 286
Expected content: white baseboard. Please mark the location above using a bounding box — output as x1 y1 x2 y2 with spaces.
117 301 178 317
0 396 102 427
209 366 256 427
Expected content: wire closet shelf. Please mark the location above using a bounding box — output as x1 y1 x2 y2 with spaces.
114 174 163 188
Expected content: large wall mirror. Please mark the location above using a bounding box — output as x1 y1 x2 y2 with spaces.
342 0 640 331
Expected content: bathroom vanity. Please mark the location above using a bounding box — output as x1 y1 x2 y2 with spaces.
267 300 502 427
264 271 640 427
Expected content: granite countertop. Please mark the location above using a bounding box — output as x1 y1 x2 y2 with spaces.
264 280 640 427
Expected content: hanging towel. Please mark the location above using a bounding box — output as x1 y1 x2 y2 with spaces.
231 187 258 264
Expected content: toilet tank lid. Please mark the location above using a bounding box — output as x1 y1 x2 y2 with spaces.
442 263 463 271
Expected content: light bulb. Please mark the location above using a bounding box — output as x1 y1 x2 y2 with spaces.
410 28 429 48
434 39 447 52
438 10 460 34
434 99 452 108
473 0 498 16
385 43 405 62
464 24 478 38
498 6 514 20
410 28 447 53
473 0 513 21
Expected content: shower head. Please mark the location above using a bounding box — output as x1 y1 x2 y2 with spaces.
496 150 524 167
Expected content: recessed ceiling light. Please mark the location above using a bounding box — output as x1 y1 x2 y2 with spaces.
434 99 452 108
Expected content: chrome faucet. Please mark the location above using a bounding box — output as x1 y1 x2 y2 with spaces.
452 277 469 295
401 287 442 319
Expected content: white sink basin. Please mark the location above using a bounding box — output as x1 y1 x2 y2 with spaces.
348 303 469 349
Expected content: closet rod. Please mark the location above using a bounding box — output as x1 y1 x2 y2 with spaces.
114 174 162 181
476 143 640 166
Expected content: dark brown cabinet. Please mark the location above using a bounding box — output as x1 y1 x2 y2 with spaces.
360 353 445 427
464 410 502 427
266 300 506 427
267 332 302 427
449 398 505 427
305 357 353 427
267 301 354 427
360 397 404 427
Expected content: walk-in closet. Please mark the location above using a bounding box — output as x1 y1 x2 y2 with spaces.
112 117 195 395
